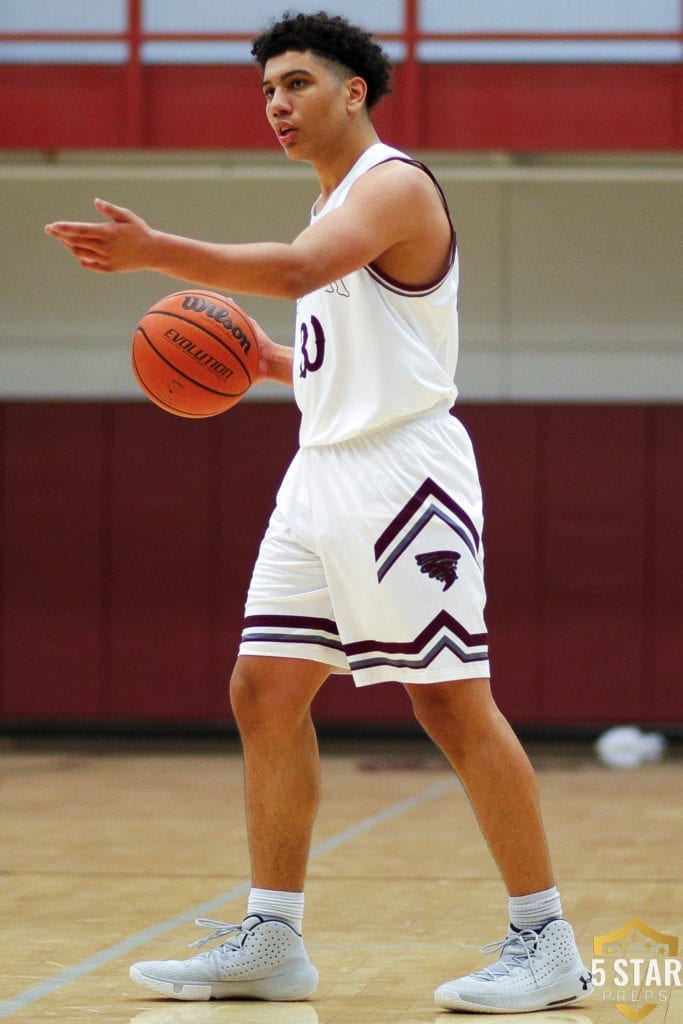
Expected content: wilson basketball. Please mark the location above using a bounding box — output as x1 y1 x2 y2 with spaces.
131 289 260 418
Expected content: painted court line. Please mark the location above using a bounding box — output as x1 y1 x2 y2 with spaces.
0 777 456 1019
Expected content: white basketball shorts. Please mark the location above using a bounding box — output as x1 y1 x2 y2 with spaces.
239 406 490 686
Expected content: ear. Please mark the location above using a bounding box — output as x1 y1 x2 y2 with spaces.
346 75 368 112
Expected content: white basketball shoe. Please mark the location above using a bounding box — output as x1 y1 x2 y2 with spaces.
130 915 319 1001
435 919 593 1013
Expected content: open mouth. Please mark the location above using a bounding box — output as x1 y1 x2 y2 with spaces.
277 125 295 141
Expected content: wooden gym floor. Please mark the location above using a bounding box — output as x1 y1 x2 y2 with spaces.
0 733 681 1024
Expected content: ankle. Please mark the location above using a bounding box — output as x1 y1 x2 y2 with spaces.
247 887 305 933
508 886 562 931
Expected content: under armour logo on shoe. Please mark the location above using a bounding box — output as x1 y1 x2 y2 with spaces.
415 550 461 591
579 972 592 991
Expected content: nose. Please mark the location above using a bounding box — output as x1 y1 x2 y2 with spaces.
268 86 292 116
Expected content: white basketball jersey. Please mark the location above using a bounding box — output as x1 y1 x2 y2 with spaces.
293 142 459 447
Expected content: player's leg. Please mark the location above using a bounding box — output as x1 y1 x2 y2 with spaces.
406 678 593 1013
129 654 327 1002
229 654 331 892
405 677 553 895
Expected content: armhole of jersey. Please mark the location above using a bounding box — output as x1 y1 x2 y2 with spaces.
366 156 457 295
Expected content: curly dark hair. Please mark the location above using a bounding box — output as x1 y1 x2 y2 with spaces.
251 10 393 109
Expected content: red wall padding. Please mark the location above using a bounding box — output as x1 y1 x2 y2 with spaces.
0 65 131 149
417 63 683 150
1 405 106 717
0 401 681 729
651 411 683 721
1 62 682 150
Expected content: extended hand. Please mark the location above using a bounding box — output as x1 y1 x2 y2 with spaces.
45 198 155 273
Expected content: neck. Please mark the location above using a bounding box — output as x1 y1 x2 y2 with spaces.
313 124 380 204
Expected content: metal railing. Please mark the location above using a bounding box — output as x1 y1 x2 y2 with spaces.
1 0 682 146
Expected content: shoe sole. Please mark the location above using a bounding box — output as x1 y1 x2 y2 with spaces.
129 964 319 1002
435 969 594 1013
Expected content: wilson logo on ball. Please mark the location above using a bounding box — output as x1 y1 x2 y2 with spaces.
181 296 253 354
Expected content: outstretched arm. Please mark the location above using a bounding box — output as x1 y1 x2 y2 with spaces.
45 198 304 299
45 161 449 300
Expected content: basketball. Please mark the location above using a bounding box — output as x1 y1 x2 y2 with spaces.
131 289 260 418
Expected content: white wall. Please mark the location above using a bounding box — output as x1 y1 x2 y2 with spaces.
1 151 682 401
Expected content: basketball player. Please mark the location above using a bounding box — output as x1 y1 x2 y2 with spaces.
45 11 593 1014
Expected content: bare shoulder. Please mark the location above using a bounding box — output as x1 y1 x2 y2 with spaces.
352 158 452 285
354 157 444 210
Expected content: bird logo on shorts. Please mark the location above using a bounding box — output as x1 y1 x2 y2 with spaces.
415 550 461 591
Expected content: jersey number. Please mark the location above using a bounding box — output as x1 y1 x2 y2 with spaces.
299 316 326 378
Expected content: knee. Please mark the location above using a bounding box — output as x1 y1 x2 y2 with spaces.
406 678 500 753
229 659 277 736
407 683 457 741
229 656 327 738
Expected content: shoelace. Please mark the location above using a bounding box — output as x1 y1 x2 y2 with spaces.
189 919 246 951
472 928 541 983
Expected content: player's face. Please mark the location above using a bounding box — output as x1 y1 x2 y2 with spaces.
261 50 350 162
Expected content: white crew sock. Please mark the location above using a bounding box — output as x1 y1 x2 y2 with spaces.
508 885 563 931
247 887 305 933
